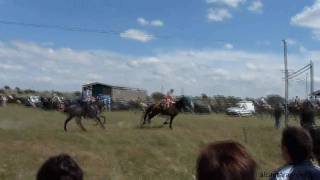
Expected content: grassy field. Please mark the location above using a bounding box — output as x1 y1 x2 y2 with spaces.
0 104 303 180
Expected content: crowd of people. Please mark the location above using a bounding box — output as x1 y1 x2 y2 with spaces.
36 125 320 180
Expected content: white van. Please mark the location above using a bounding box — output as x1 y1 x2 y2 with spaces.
226 101 255 116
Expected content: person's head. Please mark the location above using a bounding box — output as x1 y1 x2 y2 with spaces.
196 141 257 180
37 154 83 180
281 127 313 164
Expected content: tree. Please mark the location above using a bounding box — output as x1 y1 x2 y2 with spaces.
15 87 22 94
265 94 284 107
226 96 241 107
201 93 208 100
151 92 164 102
4 85 11 90
24 89 36 94
73 91 81 97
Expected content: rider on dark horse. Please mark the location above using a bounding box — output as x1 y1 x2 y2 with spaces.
81 87 93 117
161 89 175 110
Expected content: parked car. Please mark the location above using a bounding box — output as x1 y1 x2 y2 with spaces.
193 102 211 114
26 96 42 107
226 101 255 116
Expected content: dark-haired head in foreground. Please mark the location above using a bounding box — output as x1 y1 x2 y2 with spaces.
37 154 83 180
196 141 257 180
270 126 320 180
281 126 313 164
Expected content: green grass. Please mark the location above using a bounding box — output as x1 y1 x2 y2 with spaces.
0 104 303 180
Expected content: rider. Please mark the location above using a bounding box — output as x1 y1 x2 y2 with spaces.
163 89 175 109
81 87 92 117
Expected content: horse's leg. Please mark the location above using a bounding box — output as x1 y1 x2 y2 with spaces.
100 115 106 124
76 117 87 131
147 111 159 124
64 115 73 132
163 116 169 125
169 116 176 129
95 116 105 129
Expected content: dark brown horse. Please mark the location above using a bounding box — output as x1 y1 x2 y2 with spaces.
63 101 106 132
141 96 194 129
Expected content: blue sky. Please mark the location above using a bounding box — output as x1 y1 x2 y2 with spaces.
0 0 320 97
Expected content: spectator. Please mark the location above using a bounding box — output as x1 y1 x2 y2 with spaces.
37 154 83 180
270 127 320 180
274 103 283 129
196 141 257 180
300 100 315 130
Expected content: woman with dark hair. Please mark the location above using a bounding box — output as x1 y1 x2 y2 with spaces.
270 127 320 180
196 141 257 180
37 154 83 180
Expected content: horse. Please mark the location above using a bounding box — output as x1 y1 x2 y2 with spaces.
63 100 106 132
141 96 194 129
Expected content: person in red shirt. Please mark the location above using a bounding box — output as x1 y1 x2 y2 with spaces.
163 89 175 109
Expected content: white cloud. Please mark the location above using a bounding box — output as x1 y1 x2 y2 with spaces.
150 20 164 27
34 76 53 83
256 40 271 46
206 0 246 8
137 17 149 26
137 18 164 27
207 8 232 22
224 43 234 49
291 1 320 29
291 1 320 40
246 63 258 70
120 29 154 42
248 1 263 13
312 30 320 40
0 63 24 71
286 38 297 45
299 46 308 53
0 40 319 97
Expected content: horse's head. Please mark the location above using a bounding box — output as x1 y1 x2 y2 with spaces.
177 96 194 112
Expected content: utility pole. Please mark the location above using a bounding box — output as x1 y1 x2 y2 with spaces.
310 60 314 100
306 73 309 99
283 40 289 127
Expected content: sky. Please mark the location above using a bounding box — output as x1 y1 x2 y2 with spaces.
0 0 320 98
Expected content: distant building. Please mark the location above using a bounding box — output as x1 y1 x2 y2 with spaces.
82 82 147 102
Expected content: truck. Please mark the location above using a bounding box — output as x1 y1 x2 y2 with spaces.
226 101 255 116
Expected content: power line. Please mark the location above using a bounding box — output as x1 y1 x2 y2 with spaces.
288 68 309 80
0 19 119 35
0 19 230 43
288 64 310 78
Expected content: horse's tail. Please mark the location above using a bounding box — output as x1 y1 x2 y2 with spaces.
308 128 320 164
